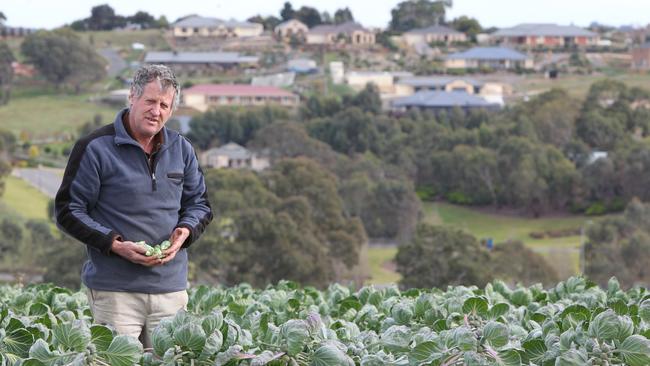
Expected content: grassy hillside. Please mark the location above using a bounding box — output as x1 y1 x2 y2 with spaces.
0 88 117 139
1 175 49 221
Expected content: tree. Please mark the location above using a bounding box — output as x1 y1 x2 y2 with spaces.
247 15 281 31
21 29 107 92
187 106 288 149
389 0 452 33
450 16 481 39
583 198 650 288
0 42 15 105
128 11 157 29
190 161 366 287
333 8 354 24
295 6 322 28
0 218 22 256
88 4 119 30
280 2 295 21
347 83 382 115
0 11 6 26
490 241 559 286
396 223 493 288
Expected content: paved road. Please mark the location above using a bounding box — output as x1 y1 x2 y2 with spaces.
99 48 128 77
12 167 63 198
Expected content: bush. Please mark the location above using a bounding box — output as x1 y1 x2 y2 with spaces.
416 185 437 202
586 202 606 216
607 197 626 213
446 190 472 205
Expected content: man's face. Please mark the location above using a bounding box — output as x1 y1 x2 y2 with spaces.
128 80 176 139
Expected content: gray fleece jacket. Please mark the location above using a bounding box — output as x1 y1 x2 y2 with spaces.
55 108 212 293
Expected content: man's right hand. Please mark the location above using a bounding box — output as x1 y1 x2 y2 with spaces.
110 239 161 267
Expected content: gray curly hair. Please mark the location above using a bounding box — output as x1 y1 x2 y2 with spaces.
130 64 180 110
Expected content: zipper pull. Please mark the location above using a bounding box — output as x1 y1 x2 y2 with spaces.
152 172 157 191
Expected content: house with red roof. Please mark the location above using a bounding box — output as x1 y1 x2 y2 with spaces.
182 84 300 111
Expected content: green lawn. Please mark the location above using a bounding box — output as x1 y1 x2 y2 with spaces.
366 202 615 284
366 246 400 285
1 175 50 221
0 91 117 139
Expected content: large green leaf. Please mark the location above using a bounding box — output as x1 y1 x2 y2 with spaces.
609 299 628 316
555 348 589 366
488 303 510 320
201 311 224 335
462 297 488 318
380 325 411 353
152 324 175 357
29 303 51 317
510 289 532 307
98 335 143 366
588 309 619 342
482 321 509 348
311 343 354 366
173 323 206 354
618 335 650 366
3 327 34 357
391 302 414 325
90 325 114 353
52 320 91 352
638 299 650 323
280 319 310 356
28 339 78 366
199 330 223 360
409 341 444 364
495 349 522 366
452 326 477 352
523 339 546 364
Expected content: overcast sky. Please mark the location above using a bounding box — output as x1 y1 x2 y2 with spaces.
2 0 650 29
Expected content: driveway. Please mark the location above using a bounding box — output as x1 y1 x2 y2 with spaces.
12 167 63 198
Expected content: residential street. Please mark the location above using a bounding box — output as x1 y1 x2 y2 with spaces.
12 167 63 198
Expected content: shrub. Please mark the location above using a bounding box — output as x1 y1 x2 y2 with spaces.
586 202 607 216
416 185 437 202
446 190 472 205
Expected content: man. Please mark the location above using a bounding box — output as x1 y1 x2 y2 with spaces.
55 64 212 348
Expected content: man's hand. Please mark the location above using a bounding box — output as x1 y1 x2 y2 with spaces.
160 227 190 265
110 238 160 267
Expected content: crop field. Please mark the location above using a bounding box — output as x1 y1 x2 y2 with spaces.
0 277 649 365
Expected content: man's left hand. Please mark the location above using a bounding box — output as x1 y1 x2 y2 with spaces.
160 227 190 265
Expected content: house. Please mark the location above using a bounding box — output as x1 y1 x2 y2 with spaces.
182 84 299 111
391 90 501 113
344 71 413 94
306 22 375 45
491 23 599 48
631 43 650 70
143 51 258 75
171 15 263 38
445 47 534 70
287 58 318 74
402 25 467 46
274 19 309 41
200 142 270 171
396 76 507 105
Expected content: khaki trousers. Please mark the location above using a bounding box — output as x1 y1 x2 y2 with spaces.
86 289 188 350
